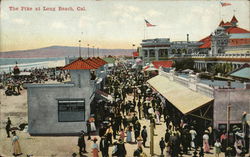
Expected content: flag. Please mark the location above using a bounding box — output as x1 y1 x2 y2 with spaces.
145 19 156 27
220 2 231 7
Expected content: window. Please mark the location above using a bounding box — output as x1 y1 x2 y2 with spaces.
58 99 85 122
149 50 155 57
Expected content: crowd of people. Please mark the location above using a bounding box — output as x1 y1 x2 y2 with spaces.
0 67 69 96
3 59 248 157
76 60 249 157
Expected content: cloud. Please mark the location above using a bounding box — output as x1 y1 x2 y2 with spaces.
146 9 163 17
12 18 29 25
0 10 9 20
78 16 95 28
114 4 140 14
51 22 67 29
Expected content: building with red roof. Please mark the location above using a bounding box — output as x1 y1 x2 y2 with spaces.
62 57 98 70
151 60 173 69
26 56 108 135
198 16 250 55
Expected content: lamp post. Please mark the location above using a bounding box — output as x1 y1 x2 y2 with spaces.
132 44 135 61
97 47 99 57
93 46 95 57
87 44 90 58
148 107 154 156
78 40 81 57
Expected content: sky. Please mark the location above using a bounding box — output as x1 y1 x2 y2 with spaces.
0 0 249 52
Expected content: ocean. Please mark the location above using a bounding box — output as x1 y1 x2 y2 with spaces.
0 57 65 73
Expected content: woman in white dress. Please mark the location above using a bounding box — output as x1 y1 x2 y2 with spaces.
12 131 22 156
203 130 210 153
89 116 96 132
189 126 197 149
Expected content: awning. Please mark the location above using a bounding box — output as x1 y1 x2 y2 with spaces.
147 75 213 114
95 90 112 102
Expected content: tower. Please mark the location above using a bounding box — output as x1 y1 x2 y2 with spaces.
230 15 238 27
211 26 229 55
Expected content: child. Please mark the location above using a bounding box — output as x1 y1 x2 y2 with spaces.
214 139 221 157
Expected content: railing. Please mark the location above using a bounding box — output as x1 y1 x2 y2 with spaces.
174 75 189 87
197 83 214 98
160 71 214 98
168 53 250 58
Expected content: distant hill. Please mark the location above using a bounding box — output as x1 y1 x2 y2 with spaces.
0 46 133 58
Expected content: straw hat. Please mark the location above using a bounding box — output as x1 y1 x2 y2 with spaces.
137 136 143 141
204 130 209 134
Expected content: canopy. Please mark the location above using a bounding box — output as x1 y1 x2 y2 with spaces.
143 63 158 71
95 90 112 102
147 75 213 114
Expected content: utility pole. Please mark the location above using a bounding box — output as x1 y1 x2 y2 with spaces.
93 46 95 57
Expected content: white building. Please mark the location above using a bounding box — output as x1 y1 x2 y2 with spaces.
27 57 107 135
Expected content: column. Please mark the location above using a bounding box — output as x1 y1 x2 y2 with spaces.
142 50 146 66
155 49 159 61
147 50 150 64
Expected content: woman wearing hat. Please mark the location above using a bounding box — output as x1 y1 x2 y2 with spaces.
126 125 133 143
92 137 99 157
89 116 96 132
12 131 22 156
136 136 143 148
203 130 210 153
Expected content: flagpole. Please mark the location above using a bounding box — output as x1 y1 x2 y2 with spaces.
219 1 222 22
144 20 146 39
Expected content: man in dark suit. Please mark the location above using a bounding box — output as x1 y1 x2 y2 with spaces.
77 132 87 155
100 135 109 157
5 117 12 138
141 126 148 147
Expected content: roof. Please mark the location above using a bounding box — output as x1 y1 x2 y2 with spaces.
61 57 97 70
229 38 250 46
199 41 211 48
102 57 115 64
143 64 158 71
147 75 213 114
226 27 250 34
152 60 173 69
199 34 212 49
95 57 108 65
219 20 225 26
84 58 101 69
199 35 211 42
229 64 250 79
230 15 238 23
223 22 232 27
